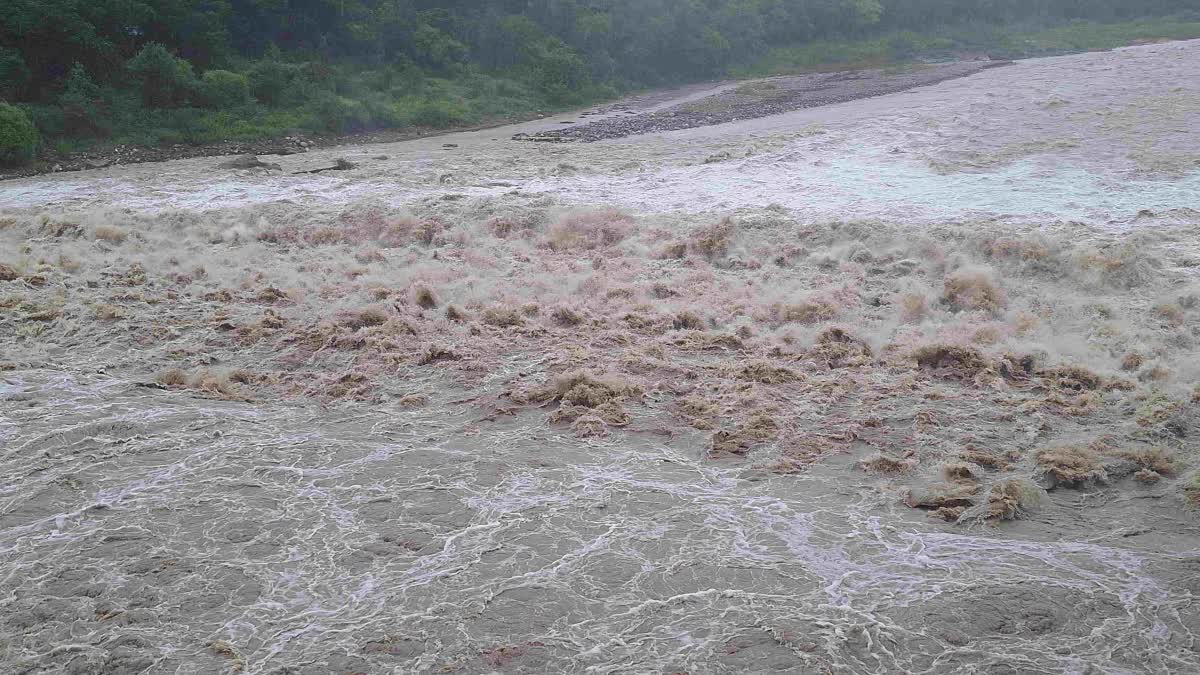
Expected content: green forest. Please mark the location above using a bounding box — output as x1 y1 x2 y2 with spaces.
2 0 1200 166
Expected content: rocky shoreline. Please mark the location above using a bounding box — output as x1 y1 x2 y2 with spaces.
0 61 1010 181
514 60 1010 143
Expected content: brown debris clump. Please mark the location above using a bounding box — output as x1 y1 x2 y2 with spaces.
413 285 438 309
417 344 462 366
779 299 839 324
688 217 736 260
859 452 916 475
709 411 779 457
337 307 391 329
674 396 720 429
810 327 872 368
1035 445 1108 488
941 461 980 482
958 446 1016 470
912 344 990 379
155 368 247 400
981 478 1044 521
1120 447 1176 476
905 482 981 521
737 360 800 384
520 370 643 410
550 400 631 428
481 306 525 328
1040 365 1105 391
544 209 633 251
550 306 585 327
942 269 1005 313
672 310 705 331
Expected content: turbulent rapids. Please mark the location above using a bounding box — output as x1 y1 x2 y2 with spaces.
2 41 1200 674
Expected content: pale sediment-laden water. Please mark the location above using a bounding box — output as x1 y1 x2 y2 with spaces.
2 40 1199 674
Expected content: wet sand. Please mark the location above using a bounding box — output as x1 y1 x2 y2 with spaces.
1 40 1199 674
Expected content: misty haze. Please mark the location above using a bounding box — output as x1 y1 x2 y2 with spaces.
2 1 1199 673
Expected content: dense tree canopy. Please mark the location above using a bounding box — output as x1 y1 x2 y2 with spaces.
6 0 1198 97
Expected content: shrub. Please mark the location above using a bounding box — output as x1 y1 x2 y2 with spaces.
406 99 469 129
0 47 30 98
127 43 198 108
59 64 106 136
18 104 65 140
247 58 297 106
306 93 372 133
199 70 251 108
521 38 591 103
0 103 39 167
411 24 469 70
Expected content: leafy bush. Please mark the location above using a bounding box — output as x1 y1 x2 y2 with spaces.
59 64 106 136
401 98 470 128
127 43 198 108
247 59 295 106
305 93 372 133
411 24 469 70
297 62 337 95
0 47 30 98
0 103 39 166
521 38 590 103
198 70 251 108
18 104 66 139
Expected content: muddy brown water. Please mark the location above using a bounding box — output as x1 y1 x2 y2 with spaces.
2 41 1200 674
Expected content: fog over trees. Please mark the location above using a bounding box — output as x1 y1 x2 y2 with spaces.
1 0 1198 159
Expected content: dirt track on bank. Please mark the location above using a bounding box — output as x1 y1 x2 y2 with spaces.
515 60 1008 142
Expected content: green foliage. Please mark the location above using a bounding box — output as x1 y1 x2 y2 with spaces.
18 104 65 139
247 58 296 107
996 18 1200 57
59 64 106 136
411 24 469 70
304 92 371 133
0 47 30 98
521 38 591 104
126 44 198 109
2 0 1198 153
0 103 39 166
403 98 469 129
198 70 251 109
